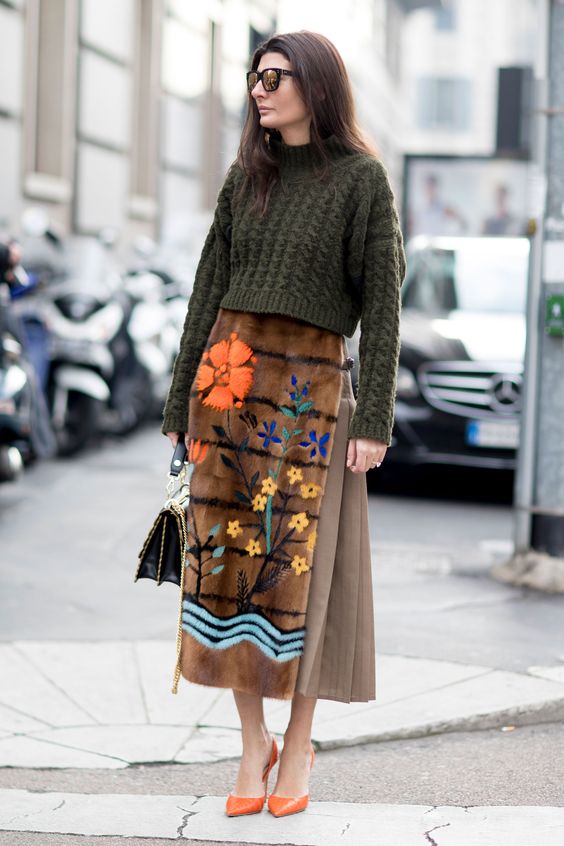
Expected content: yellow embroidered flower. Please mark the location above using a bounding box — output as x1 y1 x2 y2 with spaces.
252 493 268 512
287 465 303 484
288 512 310 534
226 520 243 538
261 477 278 496
245 538 262 557
291 555 309 576
307 529 317 552
300 482 322 499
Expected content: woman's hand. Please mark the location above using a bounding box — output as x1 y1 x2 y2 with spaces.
165 432 190 450
346 437 387 473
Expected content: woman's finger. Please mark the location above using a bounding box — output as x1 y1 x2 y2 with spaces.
166 431 179 447
346 438 357 470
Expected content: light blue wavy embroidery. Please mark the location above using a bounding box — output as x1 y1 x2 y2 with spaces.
183 600 305 643
183 622 304 662
183 611 304 655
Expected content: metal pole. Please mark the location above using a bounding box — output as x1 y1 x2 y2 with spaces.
513 0 564 563
513 0 550 552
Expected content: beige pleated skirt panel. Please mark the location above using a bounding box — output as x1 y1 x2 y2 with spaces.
295 363 376 703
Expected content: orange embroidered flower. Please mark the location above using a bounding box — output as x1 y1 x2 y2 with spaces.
300 482 322 499
287 465 303 484
252 494 268 512
261 477 278 496
288 512 309 533
195 332 255 411
245 538 262 557
307 529 317 552
188 438 208 464
226 520 243 538
290 554 309 576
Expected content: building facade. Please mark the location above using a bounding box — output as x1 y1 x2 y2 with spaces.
0 0 276 251
0 0 442 250
401 0 538 156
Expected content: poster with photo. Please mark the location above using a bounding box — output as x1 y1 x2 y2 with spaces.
403 155 531 241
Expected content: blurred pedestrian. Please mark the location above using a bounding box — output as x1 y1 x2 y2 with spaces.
0 240 22 282
161 30 406 819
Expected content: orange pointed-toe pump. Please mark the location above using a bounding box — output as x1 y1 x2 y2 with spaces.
267 745 315 818
225 736 279 817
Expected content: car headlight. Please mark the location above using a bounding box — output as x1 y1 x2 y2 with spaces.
396 366 419 398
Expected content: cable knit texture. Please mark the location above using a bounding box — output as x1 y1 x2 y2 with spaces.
161 134 406 444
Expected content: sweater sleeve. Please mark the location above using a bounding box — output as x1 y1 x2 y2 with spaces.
161 167 237 435
346 159 407 445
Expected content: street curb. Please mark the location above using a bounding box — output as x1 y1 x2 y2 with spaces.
310 698 564 751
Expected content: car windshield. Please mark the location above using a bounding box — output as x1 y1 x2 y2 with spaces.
405 242 529 314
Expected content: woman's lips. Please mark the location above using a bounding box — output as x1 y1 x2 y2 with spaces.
258 106 272 112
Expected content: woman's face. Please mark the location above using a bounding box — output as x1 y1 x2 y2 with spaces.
250 51 310 141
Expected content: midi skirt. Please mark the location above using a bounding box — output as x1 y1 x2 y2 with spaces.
177 307 375 703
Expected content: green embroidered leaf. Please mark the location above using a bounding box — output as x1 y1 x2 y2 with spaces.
208 523 220 537
212 546 225 558
234 490 250 504
212 425 226 438
211 564 224 575
250 471 259 489
280 406 296 417
220 453 236 470
238 436 249 453
297 401 313 413
282 426 290 440
292 428 303 436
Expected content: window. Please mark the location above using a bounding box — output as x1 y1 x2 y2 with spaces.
434 1 457 31
416 77 472 131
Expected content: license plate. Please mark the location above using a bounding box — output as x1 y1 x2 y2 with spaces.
466 419 519 449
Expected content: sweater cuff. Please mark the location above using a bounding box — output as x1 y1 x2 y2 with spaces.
347 410 393 446
161 412 189 436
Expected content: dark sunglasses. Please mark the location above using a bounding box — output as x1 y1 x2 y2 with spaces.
246 67 296 93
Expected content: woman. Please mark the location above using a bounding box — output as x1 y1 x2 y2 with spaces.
162 30 406 818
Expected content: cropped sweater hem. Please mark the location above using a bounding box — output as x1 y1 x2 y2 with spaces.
219 289 358 339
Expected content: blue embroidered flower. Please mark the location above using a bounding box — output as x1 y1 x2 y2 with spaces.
257 421 282 448
289 375 310 401
299 430 330 458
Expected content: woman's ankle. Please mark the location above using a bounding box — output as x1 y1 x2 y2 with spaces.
241 724 271 753
281 729 312 755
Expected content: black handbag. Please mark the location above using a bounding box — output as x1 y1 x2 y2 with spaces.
135 437 190 587
135 437 190 694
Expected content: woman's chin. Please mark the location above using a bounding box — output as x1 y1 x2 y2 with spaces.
259 115 278 129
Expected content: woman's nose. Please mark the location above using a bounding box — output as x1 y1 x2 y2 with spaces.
252 80 267 99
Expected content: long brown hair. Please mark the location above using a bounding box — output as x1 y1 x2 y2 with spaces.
236 31 378 216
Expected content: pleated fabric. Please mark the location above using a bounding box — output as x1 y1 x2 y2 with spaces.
295 366 376 703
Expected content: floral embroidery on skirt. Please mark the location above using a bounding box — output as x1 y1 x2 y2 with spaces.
178 308 346 699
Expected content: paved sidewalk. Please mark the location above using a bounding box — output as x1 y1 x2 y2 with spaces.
1 789 563 845
1 640 564 769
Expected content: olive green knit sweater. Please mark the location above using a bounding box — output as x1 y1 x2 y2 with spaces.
161 134 406 444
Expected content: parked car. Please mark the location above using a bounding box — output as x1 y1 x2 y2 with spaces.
347 235 529 471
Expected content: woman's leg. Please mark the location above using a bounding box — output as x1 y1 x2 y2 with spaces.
231 690 274 797
271 692 317 797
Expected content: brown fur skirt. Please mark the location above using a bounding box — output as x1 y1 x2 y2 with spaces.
178 307 375 702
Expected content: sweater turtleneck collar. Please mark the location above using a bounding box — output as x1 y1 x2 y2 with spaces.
269 133 353 177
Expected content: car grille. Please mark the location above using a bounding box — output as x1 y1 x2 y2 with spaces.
417 360 522 419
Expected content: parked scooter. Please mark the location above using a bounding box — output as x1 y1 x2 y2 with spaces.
18 210 153 454
0 243 56 480
123 237 193 417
